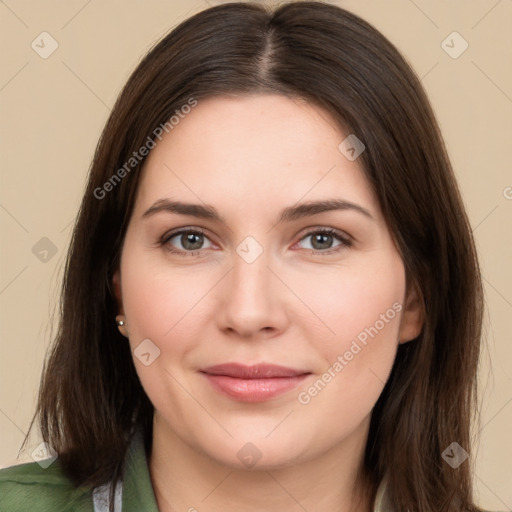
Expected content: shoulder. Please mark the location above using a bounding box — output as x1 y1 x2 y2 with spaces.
0 459 93 512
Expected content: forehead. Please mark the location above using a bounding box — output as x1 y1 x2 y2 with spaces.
133 94 379 220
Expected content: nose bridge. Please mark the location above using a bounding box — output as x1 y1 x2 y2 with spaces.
217 241 286 337
232 248 270 297
230 245 274 310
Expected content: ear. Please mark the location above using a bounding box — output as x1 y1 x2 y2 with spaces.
112 269 124 314
398 280 424 344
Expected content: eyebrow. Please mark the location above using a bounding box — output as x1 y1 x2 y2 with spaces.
142 198 374 223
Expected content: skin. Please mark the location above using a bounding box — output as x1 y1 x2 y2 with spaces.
113 94 423 512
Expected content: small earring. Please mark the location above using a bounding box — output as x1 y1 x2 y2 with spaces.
116 315 128 337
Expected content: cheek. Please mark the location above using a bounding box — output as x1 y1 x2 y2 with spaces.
291 254 405 351
294 256 404 406
119 240 211 342
118 243 212 409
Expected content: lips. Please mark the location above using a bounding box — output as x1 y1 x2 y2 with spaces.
201 363 309 379
200 363 311 402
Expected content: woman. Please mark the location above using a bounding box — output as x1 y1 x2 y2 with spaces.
0 2 496 511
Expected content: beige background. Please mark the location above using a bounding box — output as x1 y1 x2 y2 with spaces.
0 0 510 510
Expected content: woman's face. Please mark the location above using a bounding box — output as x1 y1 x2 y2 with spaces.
113 94 422 470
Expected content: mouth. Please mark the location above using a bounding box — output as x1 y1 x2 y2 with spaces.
199 363 312 402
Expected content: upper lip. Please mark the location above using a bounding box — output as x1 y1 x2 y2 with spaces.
200 363 310 379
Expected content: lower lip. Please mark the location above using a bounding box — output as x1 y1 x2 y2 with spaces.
202 373 309 402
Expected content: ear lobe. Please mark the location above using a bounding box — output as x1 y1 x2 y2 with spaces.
398 281 424 344
112 270 124 314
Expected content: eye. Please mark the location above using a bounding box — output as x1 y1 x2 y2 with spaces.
161 228 214 255
295 228 352 254
159 226 352 257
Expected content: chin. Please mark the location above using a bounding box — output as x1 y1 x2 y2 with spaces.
201 433 310 472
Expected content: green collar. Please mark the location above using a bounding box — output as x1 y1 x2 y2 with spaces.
119 430 159 512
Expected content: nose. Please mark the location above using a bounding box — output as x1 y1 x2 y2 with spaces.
216 248 289 340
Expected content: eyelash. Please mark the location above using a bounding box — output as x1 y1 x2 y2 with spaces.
159 227 353 257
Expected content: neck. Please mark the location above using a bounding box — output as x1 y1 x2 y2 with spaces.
148 415 374 512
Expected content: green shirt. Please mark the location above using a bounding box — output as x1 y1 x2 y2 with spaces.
0 432 496 512
0 431 158 512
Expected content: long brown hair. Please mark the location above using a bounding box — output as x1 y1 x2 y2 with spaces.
23 2 484 510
